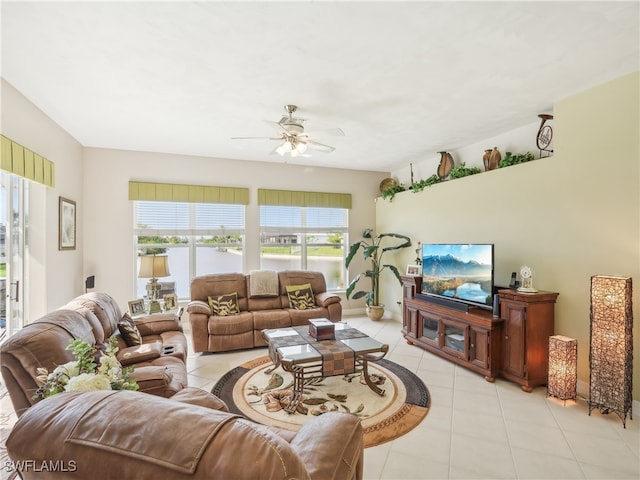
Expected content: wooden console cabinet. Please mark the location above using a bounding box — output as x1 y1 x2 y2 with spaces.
498 289 559 392
401 275 503 382
401 276 559 391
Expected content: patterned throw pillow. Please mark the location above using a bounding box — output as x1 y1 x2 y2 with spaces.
118 313 142 346
208 292 239 316
286 283 315 310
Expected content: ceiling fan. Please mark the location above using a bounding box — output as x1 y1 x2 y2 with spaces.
232 105 345 157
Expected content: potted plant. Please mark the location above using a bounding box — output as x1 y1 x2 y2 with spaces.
345 228 412 320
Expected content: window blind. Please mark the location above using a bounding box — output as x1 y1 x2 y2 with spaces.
1 135 55 187
135 201 245 235
259 205 348 235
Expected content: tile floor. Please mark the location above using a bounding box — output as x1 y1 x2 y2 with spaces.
2 314 639 480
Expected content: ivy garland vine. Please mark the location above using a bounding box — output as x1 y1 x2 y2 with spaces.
380 183 407 202
380 151 536 201
498 151 535 168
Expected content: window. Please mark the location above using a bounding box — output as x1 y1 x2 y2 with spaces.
134 201 245 299
1 172 29 341
259 205 348 290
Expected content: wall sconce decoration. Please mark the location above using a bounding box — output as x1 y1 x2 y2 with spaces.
589 275 633 427
547 335 577 404
536 113 554 157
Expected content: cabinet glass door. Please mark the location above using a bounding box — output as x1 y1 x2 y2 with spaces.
422 317 438 342
443 323 465 355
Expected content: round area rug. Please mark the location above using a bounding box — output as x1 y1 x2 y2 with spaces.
212 356 430 448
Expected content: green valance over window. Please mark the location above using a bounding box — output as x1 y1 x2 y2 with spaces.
129 181 249 205
257 189 352 209
1 135 55 187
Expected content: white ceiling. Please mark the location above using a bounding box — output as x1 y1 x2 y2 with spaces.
2 1 638 172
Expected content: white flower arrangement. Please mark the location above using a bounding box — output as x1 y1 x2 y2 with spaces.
34 336 138 400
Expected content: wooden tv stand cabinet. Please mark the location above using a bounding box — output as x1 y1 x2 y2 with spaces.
401 275 558 391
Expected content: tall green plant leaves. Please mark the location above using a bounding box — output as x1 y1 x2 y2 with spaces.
345 229 411 306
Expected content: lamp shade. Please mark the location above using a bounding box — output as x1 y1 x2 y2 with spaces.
547 335 577 403
589 274 633 427
138 255 170 279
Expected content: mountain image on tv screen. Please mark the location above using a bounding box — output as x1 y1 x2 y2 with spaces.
421 244 493 306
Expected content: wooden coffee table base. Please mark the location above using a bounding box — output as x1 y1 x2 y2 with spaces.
279 345 389 414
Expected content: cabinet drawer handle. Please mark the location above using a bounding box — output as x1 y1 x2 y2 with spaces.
471 343 475 348
505 335 509 340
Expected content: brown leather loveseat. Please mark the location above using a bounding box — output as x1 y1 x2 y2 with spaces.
6 389 364 480
0 292 188 416
187 270 342 353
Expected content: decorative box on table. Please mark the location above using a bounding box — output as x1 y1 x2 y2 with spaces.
309 318 335 340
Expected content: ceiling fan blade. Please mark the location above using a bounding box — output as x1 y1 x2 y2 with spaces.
303 127 345 139
306 139 336 153
265 120 289 135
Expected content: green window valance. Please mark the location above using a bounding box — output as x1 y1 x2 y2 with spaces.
257 189 352 209
1 135 55 187
129 181 249 205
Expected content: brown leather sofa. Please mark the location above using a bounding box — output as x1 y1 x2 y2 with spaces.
188 270 342 353
6 389 364 480
0 292 188 417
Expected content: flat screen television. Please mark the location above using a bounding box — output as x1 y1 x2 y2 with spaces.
420 243 494 310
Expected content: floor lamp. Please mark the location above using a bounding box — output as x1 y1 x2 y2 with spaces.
138 255 170 314
547 335 577 404
589 275 633 428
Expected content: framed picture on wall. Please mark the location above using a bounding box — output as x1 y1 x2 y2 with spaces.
406 264 421 276
58 197 76 250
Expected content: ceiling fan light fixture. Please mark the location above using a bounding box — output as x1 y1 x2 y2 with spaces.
232 105 343 156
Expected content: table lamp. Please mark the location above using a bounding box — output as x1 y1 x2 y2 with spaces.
138 255 170 314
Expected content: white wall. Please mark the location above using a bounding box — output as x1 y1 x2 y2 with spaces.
1 79 84 318
82 148 389 309
377 71 640 401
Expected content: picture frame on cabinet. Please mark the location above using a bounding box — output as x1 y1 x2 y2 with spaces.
163 293 178 311
128 299 145 316
406 264 421 276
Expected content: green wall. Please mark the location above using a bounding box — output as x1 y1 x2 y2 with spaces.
376 71 639 401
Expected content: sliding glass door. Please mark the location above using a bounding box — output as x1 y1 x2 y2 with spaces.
0 172 28 342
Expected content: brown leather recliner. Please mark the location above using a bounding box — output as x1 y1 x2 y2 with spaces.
0 292 189 417
6 390 364 480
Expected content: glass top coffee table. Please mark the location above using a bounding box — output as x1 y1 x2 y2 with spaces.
262 322 389 414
